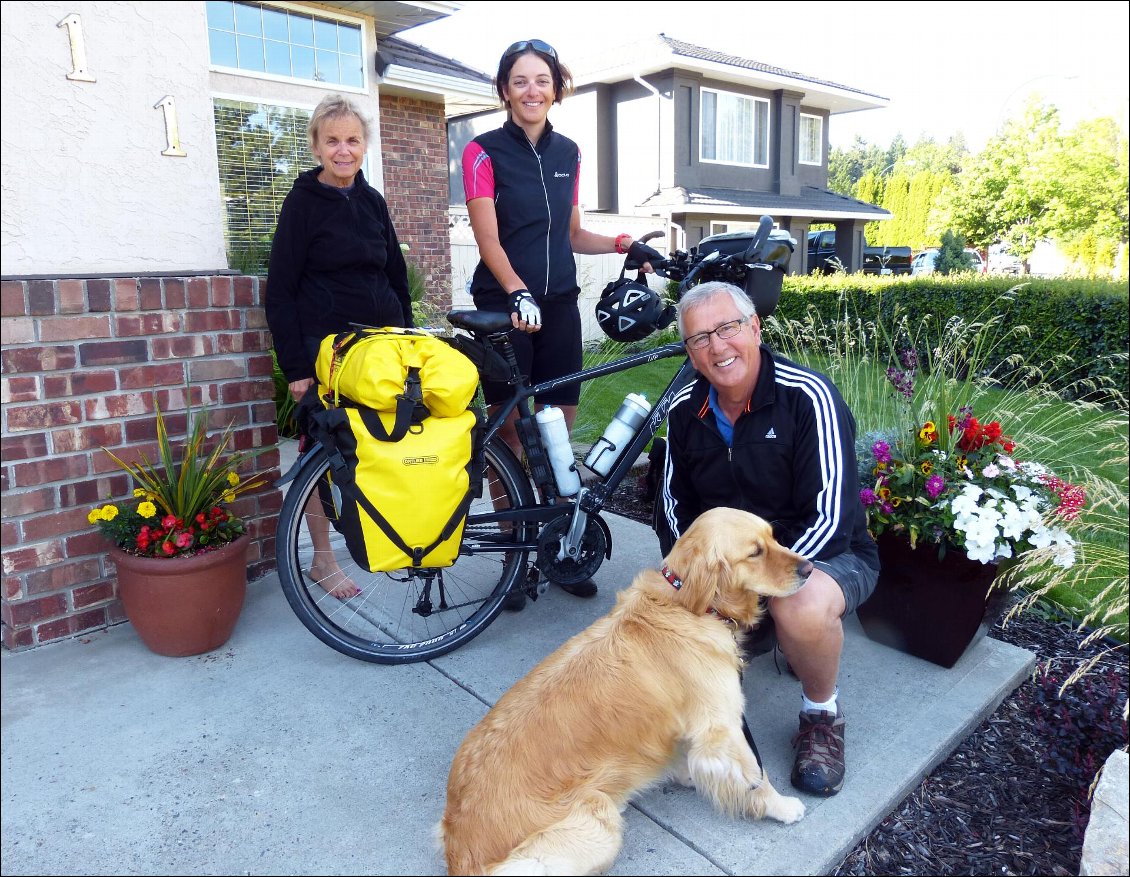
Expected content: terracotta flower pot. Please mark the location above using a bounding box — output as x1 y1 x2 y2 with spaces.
110 534 250 657
857 532 1012 668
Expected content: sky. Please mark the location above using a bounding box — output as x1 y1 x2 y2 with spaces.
400 0 1129 153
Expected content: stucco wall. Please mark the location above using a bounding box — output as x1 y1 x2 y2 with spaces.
0 1 228 275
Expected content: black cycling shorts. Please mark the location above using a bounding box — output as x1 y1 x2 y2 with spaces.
472 292 583 407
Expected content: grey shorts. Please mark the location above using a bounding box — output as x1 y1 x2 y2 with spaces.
813 551 879 616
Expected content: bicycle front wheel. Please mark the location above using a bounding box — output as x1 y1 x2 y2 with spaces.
276 438 535 664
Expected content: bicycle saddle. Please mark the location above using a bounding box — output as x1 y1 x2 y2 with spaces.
447 310 514 334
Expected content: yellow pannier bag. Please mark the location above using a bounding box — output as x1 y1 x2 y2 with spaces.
308 328 484 572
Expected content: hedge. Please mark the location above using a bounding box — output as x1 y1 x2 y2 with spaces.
772 274 1129 404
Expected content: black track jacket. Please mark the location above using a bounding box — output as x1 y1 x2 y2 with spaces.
266 167 411 382
658 345 879 571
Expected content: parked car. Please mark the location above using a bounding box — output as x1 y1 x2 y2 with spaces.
910 248 985 276
806 230 912 275
987 246 1024 275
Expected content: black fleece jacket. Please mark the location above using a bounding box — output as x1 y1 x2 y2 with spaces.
266 167 411 382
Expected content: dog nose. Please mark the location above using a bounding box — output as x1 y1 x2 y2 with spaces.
797 559 814 579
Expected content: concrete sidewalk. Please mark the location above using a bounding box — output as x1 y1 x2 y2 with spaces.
1 511 1034 876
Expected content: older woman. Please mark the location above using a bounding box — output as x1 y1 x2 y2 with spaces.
266 93 412 598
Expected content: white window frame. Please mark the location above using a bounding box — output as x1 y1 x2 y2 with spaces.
699 87 770 168
206 0 368 94
799 113 823 166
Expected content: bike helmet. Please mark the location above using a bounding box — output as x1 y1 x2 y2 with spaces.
743 230 795 319
595 277 672 342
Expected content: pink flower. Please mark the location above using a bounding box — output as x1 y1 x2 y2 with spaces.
925 474 946 499
175 531 193 549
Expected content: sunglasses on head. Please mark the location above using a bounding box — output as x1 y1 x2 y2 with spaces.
501 39 558 63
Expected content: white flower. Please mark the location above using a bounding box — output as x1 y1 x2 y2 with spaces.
982 462 1000 478
997 455 1018 471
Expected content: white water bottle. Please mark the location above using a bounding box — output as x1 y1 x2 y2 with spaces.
535 406 581 496
584 393 652 477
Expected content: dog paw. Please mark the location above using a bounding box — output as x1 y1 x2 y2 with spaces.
667 765 695 788
769 795 806 824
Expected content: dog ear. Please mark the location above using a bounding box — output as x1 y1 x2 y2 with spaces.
664 526 730 615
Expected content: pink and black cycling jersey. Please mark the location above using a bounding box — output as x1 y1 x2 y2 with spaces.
462 119 581 300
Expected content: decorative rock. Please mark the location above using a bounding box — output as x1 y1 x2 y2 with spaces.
1080 748 1129 876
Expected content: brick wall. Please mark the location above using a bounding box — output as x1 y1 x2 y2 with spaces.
0 274 281 651
378 94 453 318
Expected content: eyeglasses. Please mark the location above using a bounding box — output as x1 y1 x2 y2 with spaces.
683 318 748 350
501 39 558 63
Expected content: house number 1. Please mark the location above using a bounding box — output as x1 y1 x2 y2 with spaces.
154 96 187 157
57 13 96 81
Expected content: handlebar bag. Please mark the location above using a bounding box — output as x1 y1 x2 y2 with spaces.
308 328 485 572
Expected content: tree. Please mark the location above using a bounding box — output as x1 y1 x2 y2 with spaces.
940 100 1063 262
933 230 973 274
827 137 889 195
829 103 1126 274
1046 117 1129 273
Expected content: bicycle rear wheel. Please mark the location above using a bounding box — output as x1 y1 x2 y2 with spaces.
276 438 535 663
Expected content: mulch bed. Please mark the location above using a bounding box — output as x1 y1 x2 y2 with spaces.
602 476 1129 876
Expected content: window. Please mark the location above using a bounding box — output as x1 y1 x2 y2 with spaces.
212 98 313 272
700 88 769 167
709 220 776 236
206 1 364 88
799 114 822 165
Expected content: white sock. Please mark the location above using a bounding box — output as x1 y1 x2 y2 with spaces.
802 688 839 715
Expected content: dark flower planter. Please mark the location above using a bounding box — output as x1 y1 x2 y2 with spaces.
110 535 249 657
857 532 1011 668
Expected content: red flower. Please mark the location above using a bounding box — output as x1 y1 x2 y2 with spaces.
161 541 175 556
162 515 177 529
195 512 207 525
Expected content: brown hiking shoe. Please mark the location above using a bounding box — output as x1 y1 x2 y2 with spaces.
791 708 846 796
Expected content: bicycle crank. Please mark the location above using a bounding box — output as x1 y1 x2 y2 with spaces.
536 512 612 586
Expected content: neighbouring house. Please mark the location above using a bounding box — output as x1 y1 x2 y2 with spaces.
0 0 490 651
445 34 893 275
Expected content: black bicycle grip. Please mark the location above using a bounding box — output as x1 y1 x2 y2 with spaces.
740 215 775 264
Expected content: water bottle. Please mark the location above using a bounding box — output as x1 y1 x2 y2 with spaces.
535 406 581 497
584 393 652 477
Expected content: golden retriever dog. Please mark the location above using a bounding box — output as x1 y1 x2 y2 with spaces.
440 507 813 876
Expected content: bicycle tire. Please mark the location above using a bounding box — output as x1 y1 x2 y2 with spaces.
276 437 535 664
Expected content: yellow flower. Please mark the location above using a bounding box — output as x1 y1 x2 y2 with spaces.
133 488 147 498
222 490 236 504
918 421 937 444
890 497 903 508
87 507 103 524
920 460 934 475
100 504 119 521
138 501 157 518
227 471 240 487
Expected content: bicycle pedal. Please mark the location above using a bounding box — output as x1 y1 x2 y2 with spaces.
526 566 548 596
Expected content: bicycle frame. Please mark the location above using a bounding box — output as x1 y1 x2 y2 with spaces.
462 337 697 559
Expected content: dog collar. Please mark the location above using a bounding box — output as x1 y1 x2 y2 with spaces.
662 564 736 626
